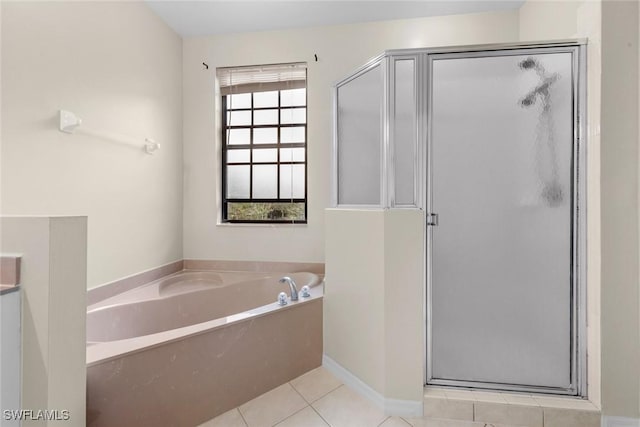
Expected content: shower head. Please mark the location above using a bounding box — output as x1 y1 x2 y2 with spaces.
519 57 548 77
519 57 538 70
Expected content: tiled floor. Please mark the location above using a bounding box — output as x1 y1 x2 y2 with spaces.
197 367 533 427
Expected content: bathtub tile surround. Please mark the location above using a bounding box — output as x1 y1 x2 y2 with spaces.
87 260 184 305
183 259 325 275
87 270 323 426
87 299 322 426
88 259 325 305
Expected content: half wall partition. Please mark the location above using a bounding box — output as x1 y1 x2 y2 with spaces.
333 41 587 396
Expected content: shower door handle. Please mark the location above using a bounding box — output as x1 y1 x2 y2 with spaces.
427 213 439 226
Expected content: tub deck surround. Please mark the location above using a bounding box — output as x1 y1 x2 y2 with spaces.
183 259 325 275
0 254 21 295
86 270 323 427
86 260 184 305
0 283 20 296
87 260 325 305
87 271 322 363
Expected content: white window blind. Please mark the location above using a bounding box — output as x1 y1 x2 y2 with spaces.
217 62 307 95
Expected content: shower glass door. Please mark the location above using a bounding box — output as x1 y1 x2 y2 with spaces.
427 46 584 394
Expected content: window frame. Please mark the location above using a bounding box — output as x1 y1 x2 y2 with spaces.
221 86 308 224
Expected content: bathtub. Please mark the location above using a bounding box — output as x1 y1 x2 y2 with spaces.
86 270 323 427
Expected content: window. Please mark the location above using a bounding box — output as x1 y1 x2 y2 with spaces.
218 63 307 223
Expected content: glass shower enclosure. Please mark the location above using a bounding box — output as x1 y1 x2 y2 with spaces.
333 41 586 396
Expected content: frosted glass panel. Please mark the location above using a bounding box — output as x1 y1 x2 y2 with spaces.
253 165 277 198
227 165 250 198
393 59 416 206
337 64 382 205
280 165 305 199
430 52 574 389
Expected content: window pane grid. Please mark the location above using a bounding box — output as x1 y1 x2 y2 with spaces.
222 86 307 223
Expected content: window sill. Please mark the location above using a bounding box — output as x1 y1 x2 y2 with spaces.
216 222 308 228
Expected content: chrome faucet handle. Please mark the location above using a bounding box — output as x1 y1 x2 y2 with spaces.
300 285 311 298
277 292 288 306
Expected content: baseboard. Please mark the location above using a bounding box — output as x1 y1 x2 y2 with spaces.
322 354 422 418
602 416 640 427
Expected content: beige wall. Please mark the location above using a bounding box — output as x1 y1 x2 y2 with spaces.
600 0 640 419
182 10 519 263
519 0 604 409
383 210 424 401
324 209 386 395
1 2 183 289
324 209 424 403
1 216 87 427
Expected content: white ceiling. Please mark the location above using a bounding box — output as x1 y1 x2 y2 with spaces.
145 0 525 38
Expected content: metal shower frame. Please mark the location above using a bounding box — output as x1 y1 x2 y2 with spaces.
332 39 588 396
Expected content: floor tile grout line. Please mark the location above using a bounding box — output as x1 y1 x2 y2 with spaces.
289 374 344 405
376 416 390 427
270 403 311 427
395 416 413 426
310 383 346 406
308 402 332 427
237 407 249 427
399 416 415 426
288 380 311 403
306 383 344 405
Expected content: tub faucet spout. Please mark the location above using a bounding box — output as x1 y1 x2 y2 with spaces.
279 276 298 301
